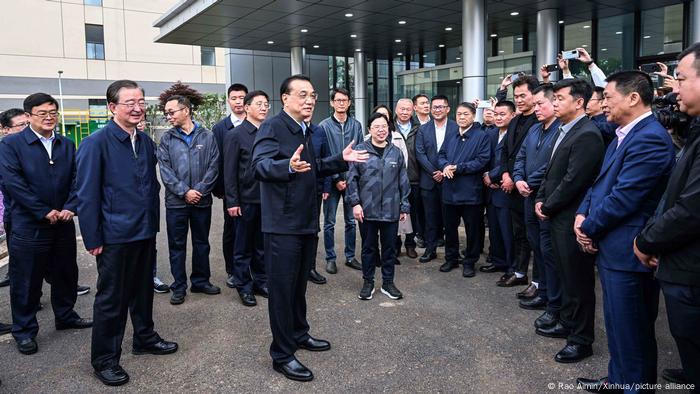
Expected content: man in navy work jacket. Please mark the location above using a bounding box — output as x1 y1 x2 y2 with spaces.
224 90 270 307
158 94 221 306
76 80 178 387
575 72 676 392
512 84 561 317
251 75 368 382
212 83 248 288
308 118 330 285
415 95 458 263
437 102 491 278
0 93 92 356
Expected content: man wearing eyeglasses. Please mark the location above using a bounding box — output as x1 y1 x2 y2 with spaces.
252 75 368 382
224 90 270 307
76 80 177 386
0 93 92 356
318 87 364 275
157 94 221 306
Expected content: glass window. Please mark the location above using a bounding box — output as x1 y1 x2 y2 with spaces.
597 14 635 75
640 4 684 56
88 99 108 117
85 24 104 60
497 36 525 56
423 50 438 68
201 47 215 66
84 0 102 6
564 21 592 79
446 46 461 63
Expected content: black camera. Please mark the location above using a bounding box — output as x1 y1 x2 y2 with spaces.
653 92 691 134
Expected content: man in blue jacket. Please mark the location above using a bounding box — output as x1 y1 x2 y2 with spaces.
212 83 248 288
575 72 675 392
77 80 178 386
252 75 367 382
512 84 561 318
437 103 491 277
415 95 458 263
158 94 221 305
0 93 92 356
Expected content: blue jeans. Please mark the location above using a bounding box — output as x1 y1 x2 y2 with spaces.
323 188 356 262
165 206 212 293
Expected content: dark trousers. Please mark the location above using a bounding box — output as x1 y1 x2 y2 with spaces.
599 267 658 390
166 206 213 293
549 220 596 346
323 188 356 262
421 187 443 251
487 203 513 270
222 205 236 275
9 223 79 341
509 194 533 277
233 203 266 293
359 220 398 283
660 280 700 391
538 219 560 313
525 197 550 297
264 233 315 363
396 184 423 248
443 203 482 265
91 238 161 370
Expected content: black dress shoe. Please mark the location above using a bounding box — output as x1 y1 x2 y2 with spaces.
519 295 547 310
254 287 269 298
0 322 12 335
555 343 592 363
536 322 570 338
273 358 313 382
0 272 9 287
345 258 362 270
479 264 506 273
576 377 622 393
439 260 459 272
406 247 418 259
191 283 221 295
298 336 331 352
325 260 338 274
662 368 687 384
16 338 37 355
170 291 185 305
226 274 236 288
308 269 327 284
239 292 257 307
497 272 513 285
94 365 130 386
462 264 475 278
132 340 178 355
419 250 437 263
516 283 538 299
534 311 558 329
56 317 93 330
498 274 528 287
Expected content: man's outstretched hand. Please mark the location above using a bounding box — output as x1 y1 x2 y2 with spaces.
342 142 369 163
290 144 312 173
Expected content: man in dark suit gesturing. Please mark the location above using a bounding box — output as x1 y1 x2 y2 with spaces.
252 75 368 382
534 78 604 363
574 72 675 391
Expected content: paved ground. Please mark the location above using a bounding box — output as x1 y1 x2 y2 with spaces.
0 198 686 393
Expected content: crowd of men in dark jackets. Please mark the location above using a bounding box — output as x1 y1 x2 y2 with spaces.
0 42 699 391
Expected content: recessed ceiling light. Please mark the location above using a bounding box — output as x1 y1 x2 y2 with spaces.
395 39 401 43
267 40 274 44
438 44 445 48
583 25 590 29
355 48 361 52
582 44 588 48
445 27 453 31
398 20 406 25
615 31 622 35
510 11 519 16
456 57 461 60
345 13 353 17
423 55 428 58
397 52 403 56
644 35 651 39
516 37 523 41
350 34 357 38
559 20 564 24
499 50 505 53
490 34 498 38
300 29 308 33
601 48 607 51
313 45 319 48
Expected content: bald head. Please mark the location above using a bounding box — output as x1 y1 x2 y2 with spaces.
395 98 413 123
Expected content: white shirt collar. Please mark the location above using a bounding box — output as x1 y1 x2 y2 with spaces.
230 113 245 127
29 125 55 141
615 111 653 147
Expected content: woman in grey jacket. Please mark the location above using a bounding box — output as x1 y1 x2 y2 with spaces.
347 113 410 301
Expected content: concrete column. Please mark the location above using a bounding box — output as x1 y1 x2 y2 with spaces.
354 51 368 130
536 9 559 81
290 46 305 75
694 0 700 44
461 0 486 102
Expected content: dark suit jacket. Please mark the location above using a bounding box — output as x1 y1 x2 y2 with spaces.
252 110 348 235
212 115 239 199
415 119 459 190
486 127 509 208
224 119 260 207
0 127 77 233
577 114 675 272
499 112 538 180
535 116 604 227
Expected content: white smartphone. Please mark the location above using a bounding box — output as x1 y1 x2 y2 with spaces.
561 49 579 60
477 100 492 109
